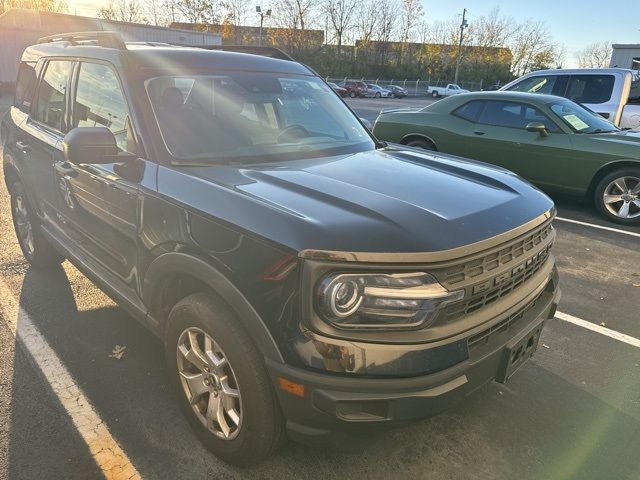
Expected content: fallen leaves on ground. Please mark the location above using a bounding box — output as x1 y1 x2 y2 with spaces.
109 345 127 360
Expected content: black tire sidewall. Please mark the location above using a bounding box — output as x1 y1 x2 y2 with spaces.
407 139 435 151
164 292 282 464
9 182 63 268
594 168 640 225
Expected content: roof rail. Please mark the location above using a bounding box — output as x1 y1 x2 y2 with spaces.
194 45 294 61
37 31 126 50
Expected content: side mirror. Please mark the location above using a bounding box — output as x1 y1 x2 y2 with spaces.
360 118 373 130
526 121 549 137
62 127 118 165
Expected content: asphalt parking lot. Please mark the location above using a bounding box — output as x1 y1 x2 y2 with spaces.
1 97 640 480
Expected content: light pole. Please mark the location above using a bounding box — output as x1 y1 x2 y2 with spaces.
453 8 468 85
256 6 272 47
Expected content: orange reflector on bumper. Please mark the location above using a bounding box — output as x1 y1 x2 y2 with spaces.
278 377 305 397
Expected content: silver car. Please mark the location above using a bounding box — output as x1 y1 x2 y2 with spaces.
366 84 392 98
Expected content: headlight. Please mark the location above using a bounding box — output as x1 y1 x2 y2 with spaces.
315 272 464 329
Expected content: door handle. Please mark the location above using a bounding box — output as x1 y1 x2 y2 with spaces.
473 130 485 136
15 141 30 151
54 162 78 178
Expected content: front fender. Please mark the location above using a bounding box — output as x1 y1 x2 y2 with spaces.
143 252 285 363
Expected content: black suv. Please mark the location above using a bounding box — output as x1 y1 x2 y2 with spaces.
2 32 560 464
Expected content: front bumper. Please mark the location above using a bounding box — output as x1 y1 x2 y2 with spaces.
267 266 560 445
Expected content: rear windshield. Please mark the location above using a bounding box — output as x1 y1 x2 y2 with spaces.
146 71 374 163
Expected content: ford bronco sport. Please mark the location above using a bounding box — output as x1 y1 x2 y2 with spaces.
2 32 560 464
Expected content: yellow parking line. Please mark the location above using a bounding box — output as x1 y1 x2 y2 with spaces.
0 278 141 480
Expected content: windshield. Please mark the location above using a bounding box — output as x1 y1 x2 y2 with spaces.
548 99 619 133
146 72 374 162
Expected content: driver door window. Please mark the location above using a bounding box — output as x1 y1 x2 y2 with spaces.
73 62 133 152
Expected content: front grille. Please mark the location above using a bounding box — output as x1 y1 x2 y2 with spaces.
444 242 552 318
468 287 547 349
443 221 553 286
429 218 555 323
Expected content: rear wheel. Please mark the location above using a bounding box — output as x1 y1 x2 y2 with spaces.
165 292 284 464
349 91 356 98
594 169 640 225
10 181 64 269
405 138 436 151
431 91 439 98
375 92 381 98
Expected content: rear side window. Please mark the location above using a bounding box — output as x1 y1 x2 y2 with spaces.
477 100 560 132
452 100 484 121
35 60 73 132
14 61 38 113
73 63 132 152
566 75 614 104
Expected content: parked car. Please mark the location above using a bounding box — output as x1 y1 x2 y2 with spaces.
373 91 640 224
387 85 409 98
3 33 560 464
338 80 368 97
365 83 392 98
327 81 348 97
500 68 640 130
427 83 469 97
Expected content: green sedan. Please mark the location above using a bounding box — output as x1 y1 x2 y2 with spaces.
372 91 640 224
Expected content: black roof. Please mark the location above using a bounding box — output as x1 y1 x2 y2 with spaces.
23 32 312 76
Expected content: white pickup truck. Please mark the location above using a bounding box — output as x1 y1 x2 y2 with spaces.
501 68 640 130
426 83 470 98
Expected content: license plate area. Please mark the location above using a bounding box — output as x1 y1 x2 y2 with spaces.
496 320 544 383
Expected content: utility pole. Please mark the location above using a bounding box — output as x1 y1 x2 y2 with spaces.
454 8 468 85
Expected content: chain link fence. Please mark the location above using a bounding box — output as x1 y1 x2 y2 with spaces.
325 77 495 96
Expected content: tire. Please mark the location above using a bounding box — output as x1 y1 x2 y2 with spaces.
349 91 356 98
405 138 436 151
594 168 640 225
10 181 64 269
165 292 284 465
431 91 439 98
375 92 381 98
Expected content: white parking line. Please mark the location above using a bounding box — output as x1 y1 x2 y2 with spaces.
0 278 141 480
556 311 640 349
555 216 640 238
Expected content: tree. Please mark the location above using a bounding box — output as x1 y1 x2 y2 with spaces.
577 41 611 68
398 0 423 65
322 0 357 54
169 0 219 24
144 0 171 26
509 20 559 76
1 0 67 14
98 0 148 22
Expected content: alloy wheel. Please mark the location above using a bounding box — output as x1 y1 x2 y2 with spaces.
602 176 640 219
13 194 34 256
176 327 242 440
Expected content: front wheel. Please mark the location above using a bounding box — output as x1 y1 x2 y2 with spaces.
10 182 64 269
375 92 381 98
594 169 640 225
165 292 284 464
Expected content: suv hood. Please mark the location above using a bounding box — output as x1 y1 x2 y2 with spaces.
167 147 554 256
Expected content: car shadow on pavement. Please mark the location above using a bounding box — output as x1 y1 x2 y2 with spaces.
6 265 640 480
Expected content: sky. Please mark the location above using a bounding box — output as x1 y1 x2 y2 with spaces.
68 0 640 67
